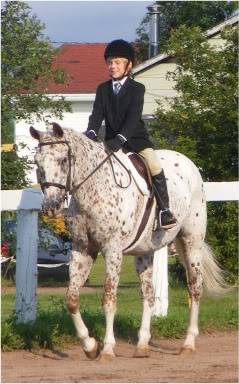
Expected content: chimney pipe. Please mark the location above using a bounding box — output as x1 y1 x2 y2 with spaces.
147 2 161 58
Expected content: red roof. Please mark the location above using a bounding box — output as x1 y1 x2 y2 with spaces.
47 43 109 94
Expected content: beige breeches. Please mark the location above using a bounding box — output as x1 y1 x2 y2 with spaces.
139 147 162 176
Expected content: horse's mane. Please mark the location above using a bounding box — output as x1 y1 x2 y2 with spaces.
62 127 105 154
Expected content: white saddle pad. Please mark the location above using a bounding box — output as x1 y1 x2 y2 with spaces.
113 150 150 196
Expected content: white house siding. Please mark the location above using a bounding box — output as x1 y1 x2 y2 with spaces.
16 94 95 184
134 29 233 116
135 60 177 115
208 34 226 50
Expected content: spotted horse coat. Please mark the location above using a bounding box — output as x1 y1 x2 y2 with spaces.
30 123 227 360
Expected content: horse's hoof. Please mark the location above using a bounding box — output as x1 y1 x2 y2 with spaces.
180 345 195 354
99 352 115 363
84 340 101 360
134 347 150 358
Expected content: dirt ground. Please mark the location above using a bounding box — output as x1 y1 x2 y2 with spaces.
2 330 238 383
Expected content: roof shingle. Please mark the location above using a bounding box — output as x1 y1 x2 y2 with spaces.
47 43 109 94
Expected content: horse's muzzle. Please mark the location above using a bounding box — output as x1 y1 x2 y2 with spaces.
42 193 65 218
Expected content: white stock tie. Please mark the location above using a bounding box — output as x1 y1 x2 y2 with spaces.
113 82 121 95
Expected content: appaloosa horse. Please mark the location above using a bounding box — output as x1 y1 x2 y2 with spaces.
30 123 226 360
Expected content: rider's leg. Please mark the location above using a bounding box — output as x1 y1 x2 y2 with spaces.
139 147 177 229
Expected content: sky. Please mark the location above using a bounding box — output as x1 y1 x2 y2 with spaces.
27 1 152 43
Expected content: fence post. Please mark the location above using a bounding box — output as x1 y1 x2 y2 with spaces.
1 188 43 323
152 246 168 317
15 209 39 323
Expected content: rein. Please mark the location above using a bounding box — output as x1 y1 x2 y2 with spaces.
37 140 132 197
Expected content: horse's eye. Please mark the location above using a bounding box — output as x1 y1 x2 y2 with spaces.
62 157 67 164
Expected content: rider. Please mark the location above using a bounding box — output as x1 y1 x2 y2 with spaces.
85 39 176 230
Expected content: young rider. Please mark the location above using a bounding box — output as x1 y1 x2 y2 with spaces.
85 39 176 229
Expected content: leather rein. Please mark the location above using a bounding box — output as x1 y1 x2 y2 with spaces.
37 140 132 199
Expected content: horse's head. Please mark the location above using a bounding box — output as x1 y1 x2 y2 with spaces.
30 123 71 217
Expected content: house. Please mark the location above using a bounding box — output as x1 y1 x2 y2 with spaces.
132 13 239 116
15 43 108 182
16 14 238 183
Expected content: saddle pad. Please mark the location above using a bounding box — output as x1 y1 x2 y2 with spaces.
113 150 150 196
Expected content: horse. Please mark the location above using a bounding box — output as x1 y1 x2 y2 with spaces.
30 122 226 360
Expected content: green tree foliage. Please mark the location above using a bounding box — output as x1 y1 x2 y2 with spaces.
1 1 71 188
135 1 238 61
1 147 31 189
150 26 238 281
151 26 238 181
1 1 71 124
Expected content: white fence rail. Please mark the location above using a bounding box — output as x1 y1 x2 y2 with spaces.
1 182 239 322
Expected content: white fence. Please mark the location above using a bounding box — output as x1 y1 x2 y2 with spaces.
1 181 239 323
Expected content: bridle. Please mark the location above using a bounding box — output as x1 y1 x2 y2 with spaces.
37 139 132 200
38 140 73 194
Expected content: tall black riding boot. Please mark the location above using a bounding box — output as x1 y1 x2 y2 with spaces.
152 170 177 229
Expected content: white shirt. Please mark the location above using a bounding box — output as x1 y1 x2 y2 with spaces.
112 76 128 91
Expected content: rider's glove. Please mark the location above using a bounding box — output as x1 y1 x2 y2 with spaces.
106 134 127 152
84 130 98 142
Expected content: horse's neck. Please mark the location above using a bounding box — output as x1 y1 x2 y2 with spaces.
66 131 108 198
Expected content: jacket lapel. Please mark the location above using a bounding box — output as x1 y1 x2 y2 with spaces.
117 77 131 99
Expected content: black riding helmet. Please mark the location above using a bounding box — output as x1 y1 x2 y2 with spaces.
104 39 135 65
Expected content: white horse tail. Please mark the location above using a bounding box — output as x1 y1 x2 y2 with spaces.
201 242 230 296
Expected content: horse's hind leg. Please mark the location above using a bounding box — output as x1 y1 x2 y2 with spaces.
66 246 100 359
134 254 154 358
176 234 204 352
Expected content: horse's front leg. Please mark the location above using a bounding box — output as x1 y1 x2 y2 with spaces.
134 254 154 358
101 243 123 360
66 247 100 359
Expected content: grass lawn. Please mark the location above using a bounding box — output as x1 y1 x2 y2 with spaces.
1 254 238 350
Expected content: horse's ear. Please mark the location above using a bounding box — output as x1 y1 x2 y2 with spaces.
30 126 41 141
52 122 64 138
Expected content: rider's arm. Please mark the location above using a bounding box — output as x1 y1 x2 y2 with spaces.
87 85 104 136
119 83 145 142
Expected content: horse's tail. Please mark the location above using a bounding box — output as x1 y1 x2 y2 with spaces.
201 242 231 295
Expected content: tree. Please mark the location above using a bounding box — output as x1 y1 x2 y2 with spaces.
135 1 238 61
150 25 238 281
1 147 32 189
151 26 238 181
1 1 71 188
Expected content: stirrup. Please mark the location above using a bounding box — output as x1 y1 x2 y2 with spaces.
159 209 177 230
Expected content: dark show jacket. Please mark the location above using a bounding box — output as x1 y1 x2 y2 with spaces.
87 77 154 152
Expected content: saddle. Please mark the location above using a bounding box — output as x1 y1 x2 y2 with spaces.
114 151 153 196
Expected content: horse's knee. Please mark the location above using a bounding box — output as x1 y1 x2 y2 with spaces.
66 291 79 314
102 277 117 308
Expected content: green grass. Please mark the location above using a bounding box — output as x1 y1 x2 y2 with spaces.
1 255 238 351
89 254 138 286
1 286 237 351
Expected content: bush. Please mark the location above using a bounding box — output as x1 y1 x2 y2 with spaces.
206 201 238 283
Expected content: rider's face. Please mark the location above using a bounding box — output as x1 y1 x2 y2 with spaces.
106 57 132 79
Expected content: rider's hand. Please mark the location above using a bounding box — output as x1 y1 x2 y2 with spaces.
84 130 98 142
106 135 127 152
